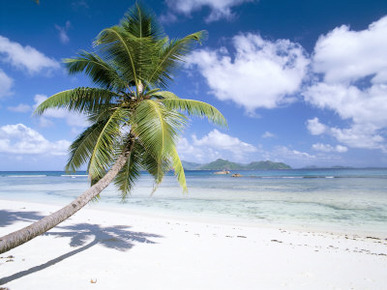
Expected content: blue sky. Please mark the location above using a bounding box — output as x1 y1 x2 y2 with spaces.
1 0 387 170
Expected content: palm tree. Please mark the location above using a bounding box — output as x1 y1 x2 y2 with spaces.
0 3 226 254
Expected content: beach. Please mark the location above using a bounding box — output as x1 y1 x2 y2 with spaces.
2 0 387 288
1 199 387 290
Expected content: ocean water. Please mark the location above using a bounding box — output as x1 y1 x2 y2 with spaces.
1 169 387 235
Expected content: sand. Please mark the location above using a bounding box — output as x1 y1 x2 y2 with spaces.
1 199 386 289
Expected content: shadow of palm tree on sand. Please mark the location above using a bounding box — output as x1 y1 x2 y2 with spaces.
0 222 162 285
0 210 45 227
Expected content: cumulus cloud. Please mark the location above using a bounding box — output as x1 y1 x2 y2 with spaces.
165 0 253 22
178 129 257 163
306 117 385 151
193 129 257 152
304 16 387 152
305 83 387 128
306 117 327 135
273 146 316 161
257 146 317 168
0 123 70 155
330 125 385 150
0 69 13 98
55 21 71 44
188 33 309 113
313 16 387 84
312 143 348 153
0 35 60 74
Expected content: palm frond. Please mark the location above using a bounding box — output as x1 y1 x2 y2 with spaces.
34 88 117 115
159 94 227 127
121 2 163 40
144 88 161 98
146 31 207 88
170 147 187 192
131 99 186 162
65 121 107 173
114 141 142 200
64 51 125 90
95 26 156 94
139 145 170 187
88 107 129 182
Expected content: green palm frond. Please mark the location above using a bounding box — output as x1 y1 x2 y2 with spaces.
170 146 187 192
88 107 129 183
131 99 186 161
146 31 207 88
140 145 170 187
64 51 126 91
86 104 117 123
95 26 157 94
121 2 163 40
34 88 117 115
159 94 227 127
144 88 161 98
114 141 142 200
65 121 107 173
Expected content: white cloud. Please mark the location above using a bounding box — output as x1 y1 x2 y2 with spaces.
306 117 386 151
178 129 257 163
0 35 60 74
304 83 387 151
304 16 387 152
330 125 385 150
33 94 88 128
7 103 31 113
313 16 387 84
177 137 211 162
260 146 317 168
305 83 387 127
262 131 275 138
252 144 350 168
312 143 348 153
165 0 253 22
0 123 70 155
55 21 71 44
0 69 13 98
306 117 327 135
193 129 257 152
273 146 316 161
188 33 309 112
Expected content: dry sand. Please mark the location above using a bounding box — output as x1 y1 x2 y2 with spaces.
1 199 386 289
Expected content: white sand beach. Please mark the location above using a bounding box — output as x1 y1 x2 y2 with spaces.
1 199 386 290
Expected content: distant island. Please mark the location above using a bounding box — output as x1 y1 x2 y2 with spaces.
182 159 292 170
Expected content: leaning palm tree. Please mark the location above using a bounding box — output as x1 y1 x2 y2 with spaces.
0 4 226 254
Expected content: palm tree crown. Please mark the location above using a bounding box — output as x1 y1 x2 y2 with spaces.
35 3 226 198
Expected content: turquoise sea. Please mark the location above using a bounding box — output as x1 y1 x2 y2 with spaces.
1 169 387 235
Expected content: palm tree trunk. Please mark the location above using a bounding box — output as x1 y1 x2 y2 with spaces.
0 148 132 254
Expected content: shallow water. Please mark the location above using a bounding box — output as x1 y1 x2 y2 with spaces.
1 169 387 235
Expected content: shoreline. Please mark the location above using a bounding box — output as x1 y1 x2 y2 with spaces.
3 196 386 239
1 199 387 289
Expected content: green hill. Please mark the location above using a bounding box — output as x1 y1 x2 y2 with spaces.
199 159 241 170
244 161 291 170
181 161 202 170
194 159 291 170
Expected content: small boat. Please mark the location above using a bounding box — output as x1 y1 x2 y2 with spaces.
214 170 230 175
